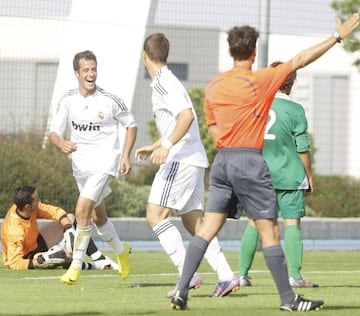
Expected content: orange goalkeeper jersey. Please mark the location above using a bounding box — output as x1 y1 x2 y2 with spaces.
205 61 292 149
1 202 67 270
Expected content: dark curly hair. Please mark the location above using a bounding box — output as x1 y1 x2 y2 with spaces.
270 61 297 95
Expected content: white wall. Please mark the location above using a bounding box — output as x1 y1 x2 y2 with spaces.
45 0 152 151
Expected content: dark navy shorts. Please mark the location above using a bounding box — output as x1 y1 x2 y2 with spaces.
205 147 277 220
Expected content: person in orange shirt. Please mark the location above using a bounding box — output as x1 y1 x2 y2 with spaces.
1 185 117 270
170 13 359 312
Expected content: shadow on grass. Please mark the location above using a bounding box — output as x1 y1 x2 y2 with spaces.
0 313 105 316
130 282 175 288
321 306 360 311
193 292 248 299
319 284 360 288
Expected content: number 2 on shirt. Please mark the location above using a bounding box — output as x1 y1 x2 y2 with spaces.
264 109 276 140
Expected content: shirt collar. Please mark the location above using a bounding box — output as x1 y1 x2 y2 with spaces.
275 92 291 101
150 65 169 88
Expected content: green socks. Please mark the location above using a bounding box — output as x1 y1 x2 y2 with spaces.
239 224 259 277
284 225 303 280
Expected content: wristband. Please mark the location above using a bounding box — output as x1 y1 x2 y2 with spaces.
63 224 72 232
161 139 173 150
332 31 342 43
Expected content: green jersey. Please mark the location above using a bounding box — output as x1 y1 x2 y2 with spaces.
263 93 310 190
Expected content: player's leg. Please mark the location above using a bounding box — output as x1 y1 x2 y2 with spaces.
60 196 94 284
239 219 258 286
280 190 318 287
181 210 239 297
68 215 117 270
39 220 64 249
93 201 130 279
28 234 66 269
244 154 295 306
149 203 198 297
284 219 302 280
171 151 234 309
256 218 323 311
149 203 186 273
61 174 106 284
147 163 190 277
247 152 323 310
180 172 235 286
171 211 228 309
255 218 296 300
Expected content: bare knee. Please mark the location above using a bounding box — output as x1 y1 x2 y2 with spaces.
146 203 171 228
181 210 202 235
255 218 280 248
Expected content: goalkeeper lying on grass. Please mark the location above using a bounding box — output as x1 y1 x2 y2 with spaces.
1 185 117 270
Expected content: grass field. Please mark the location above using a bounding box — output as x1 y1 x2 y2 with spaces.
0 250 359 315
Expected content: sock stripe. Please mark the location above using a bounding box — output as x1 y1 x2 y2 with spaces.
154 220 174 237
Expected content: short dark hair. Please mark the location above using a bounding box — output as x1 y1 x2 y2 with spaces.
227 25 259 61
73 50 97 71
12 186 36 209
270 61 297 95
143 33 169 63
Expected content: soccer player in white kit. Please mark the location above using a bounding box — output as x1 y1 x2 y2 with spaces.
136 33 239 297
49 50 137 284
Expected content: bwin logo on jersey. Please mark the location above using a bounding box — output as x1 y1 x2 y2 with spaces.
72 121 101 131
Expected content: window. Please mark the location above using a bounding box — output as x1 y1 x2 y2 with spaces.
168 63 188 80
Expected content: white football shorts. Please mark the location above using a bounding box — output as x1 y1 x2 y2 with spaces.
148 161 205 215
75 173 112 207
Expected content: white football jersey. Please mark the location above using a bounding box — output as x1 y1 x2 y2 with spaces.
150 66 208 168
50 87 137 177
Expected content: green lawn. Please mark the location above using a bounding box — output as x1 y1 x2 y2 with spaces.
0 250 358 315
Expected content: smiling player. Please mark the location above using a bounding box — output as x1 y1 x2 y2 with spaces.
49 50 137 284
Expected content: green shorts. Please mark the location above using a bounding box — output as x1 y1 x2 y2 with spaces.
276 189 306 219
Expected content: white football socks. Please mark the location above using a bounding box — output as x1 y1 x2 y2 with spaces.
96 219 125 255
153 219 186 274
71 225 92 270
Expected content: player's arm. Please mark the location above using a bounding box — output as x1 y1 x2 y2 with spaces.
58 213 73 231
299 151 313 194
290 13 359 71
208 123 220 144
151 108 194 165
204 95 219 145
119 126 137 175
48 99 77 154
37 202 68 221
48 132 77 154
135 139 161 162
5 239 34 270
167 108 194 146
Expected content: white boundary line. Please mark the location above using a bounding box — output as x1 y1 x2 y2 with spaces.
21 269 360 280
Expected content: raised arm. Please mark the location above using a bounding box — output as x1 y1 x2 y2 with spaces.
290 13 359 71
